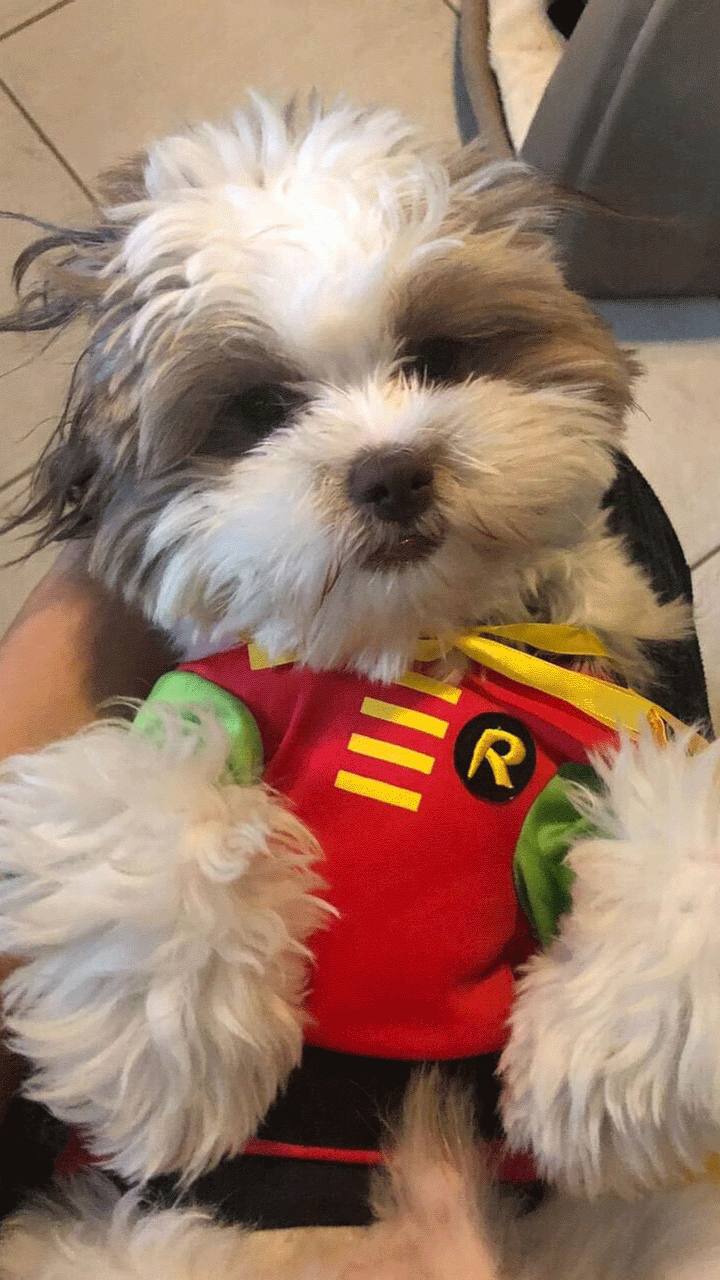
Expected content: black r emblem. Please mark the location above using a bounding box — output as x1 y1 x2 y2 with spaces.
454 713 536 802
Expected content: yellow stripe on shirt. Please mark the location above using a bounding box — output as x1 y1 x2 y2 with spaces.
348 733 435 774
335 770 422 811
360 698 449 740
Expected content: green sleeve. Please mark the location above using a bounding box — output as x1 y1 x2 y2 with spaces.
133 670 263 786
514 763 602 947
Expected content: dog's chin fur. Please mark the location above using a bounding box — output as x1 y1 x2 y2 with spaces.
1 94 684 686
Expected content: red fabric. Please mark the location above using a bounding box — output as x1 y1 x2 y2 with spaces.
242 1137 537 1184
54 1131 98 1178
244 1138 386 1165
56 1133 539 1184
182 647 617 1061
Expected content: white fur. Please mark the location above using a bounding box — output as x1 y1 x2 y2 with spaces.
516 1183 720 1280
501 730 720 1197
0 705 328 1183
5 1097 720 1280
136 380 630 679
103 100 458 406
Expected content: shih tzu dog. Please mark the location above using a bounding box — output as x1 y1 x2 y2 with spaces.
2 96 682 680
1 94 720 1279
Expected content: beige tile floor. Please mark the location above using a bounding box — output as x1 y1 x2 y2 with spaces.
0 0 719 719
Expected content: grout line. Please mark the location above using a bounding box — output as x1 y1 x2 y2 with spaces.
690 544 720 574
0 0 75 43
442 0 460 14
0 77 97 207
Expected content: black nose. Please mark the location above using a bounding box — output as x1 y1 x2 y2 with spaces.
347 451 435 526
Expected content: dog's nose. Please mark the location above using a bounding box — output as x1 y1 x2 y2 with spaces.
347 451 435 526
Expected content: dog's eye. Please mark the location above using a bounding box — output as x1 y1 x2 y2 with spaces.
203 384 305 458
235 384 303 433
407 338 461 384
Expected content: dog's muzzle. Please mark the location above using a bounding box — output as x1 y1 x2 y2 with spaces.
347 448 444 569
347 448 434 526
361 531 444 570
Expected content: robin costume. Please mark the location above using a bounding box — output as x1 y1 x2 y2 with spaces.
60 626 690 1226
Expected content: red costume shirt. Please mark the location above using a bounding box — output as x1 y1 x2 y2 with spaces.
181 643 620 1062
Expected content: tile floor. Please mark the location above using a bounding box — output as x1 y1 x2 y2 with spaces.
0 0 718 719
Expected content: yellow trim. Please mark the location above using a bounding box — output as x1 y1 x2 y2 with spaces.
396 670 462 705
454 633 702 747
348 733 435 775
239 625 705 752
247 624 606 671
335 770 422 811
647 706 670 748
477 623 609 658
414 624 609 663
361 697 449 740
247 643 293 671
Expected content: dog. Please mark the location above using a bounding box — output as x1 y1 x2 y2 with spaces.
1 96 683 682
1 95 720 1276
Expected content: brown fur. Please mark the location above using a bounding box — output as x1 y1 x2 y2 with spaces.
400 244 637 414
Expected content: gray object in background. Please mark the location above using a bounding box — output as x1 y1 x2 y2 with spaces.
458 0 720 298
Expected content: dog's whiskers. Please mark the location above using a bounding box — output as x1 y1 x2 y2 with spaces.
317 556 343 611
469 517 501 544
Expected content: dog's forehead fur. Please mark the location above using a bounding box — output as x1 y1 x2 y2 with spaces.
110 104 475 382
91 100 630 436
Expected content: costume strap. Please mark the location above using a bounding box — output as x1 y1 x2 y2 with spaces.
455 631 703 749
237 622 706 749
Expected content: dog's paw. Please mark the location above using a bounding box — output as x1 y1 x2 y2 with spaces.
0 1177 250 1280
501 730 720 1197
0 707 327 1183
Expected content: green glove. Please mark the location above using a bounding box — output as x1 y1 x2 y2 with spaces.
133 670 263 786
514 762 602 947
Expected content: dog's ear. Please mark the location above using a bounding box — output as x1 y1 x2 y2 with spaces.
438 148 638 417
445 144 555 249
0 327 129 550
0 221 122 335
0 154 148 335
0 160 150 551
0 224 120 549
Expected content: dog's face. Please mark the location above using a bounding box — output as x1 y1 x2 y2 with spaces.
6 97 635 678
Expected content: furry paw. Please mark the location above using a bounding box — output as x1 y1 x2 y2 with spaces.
0 707 327 1183
501 730 720 1197
0 1178 250 1280
0 1077 504 1280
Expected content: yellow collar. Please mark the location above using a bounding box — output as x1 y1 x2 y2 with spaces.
245 623 705 752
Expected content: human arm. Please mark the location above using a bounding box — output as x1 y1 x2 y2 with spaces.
0 543 175 1123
